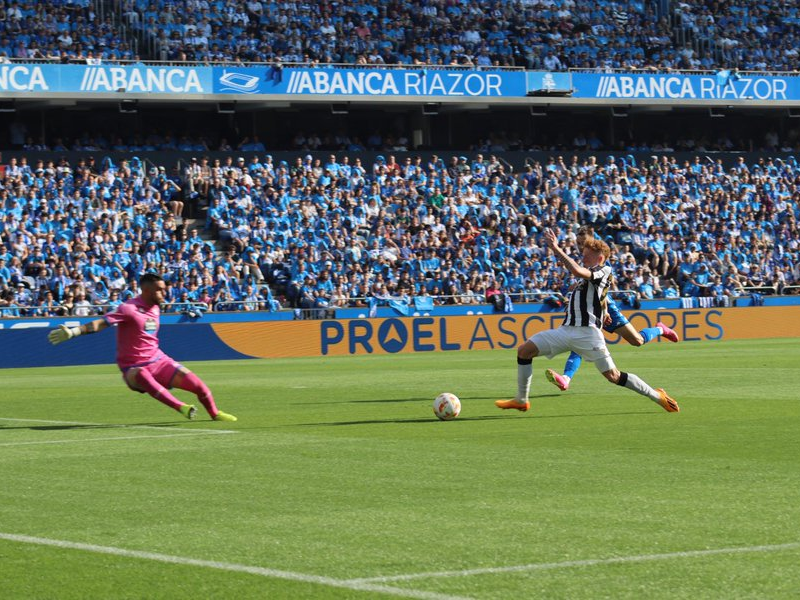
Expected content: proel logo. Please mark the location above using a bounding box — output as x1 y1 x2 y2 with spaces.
0 65 48 91
319 316 546 355
321 318 464 355
80 67 204 93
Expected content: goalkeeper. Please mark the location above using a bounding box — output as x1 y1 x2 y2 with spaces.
48 273 237 422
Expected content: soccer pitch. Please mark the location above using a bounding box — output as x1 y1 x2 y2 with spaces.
1 338 799 599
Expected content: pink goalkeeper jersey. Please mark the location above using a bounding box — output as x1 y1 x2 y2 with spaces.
103 296 164 369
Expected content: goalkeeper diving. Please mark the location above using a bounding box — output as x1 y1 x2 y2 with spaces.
49 273 237 422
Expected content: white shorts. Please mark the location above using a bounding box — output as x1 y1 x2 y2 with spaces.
528 326 616 372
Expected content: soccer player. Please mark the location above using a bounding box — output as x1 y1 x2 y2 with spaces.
47 273 237 422
495 229 679 413
545 226 679 392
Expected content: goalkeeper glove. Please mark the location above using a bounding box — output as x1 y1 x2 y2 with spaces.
48 324 82 346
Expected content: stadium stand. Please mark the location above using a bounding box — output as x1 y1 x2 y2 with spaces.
0 0 137 63
122 0 720 69
670 0 800 71
1 1 799 317
0 0 797 70
1 150 797 317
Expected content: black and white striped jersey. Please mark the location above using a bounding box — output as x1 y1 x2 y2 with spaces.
562 265 612 328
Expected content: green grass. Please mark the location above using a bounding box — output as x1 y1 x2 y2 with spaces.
1 338 800 599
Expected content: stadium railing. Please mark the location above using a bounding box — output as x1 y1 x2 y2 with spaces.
609 290 638 302
566 67 800 76
1 57 525 71
350 293 488 306
741 286 778 295
0 302 210 318
214 300 272 312
8 58 799 77
0 305 68 317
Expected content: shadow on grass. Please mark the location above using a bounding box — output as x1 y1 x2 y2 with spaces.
303 393 564 405
292 411 652 427
295 415 511 426
0 422 189 431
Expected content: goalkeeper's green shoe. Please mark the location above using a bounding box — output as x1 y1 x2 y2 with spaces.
179 404 197 420
213 411 238 422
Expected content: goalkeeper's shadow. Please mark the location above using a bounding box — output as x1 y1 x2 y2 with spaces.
0 422 191 431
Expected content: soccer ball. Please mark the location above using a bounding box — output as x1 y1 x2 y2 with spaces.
433 393 461 421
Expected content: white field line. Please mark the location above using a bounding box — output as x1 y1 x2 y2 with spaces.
0 417 237 447
0 417 237 434
0 533 471 600
346 542 800 584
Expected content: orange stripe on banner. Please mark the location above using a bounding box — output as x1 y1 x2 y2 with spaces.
211 307 800 359
212 321 328 358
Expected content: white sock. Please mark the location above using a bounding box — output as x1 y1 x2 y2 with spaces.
517 361 532 401
622 372 660 402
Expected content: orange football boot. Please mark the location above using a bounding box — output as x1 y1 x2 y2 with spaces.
494 399 531 412
656 388 680 412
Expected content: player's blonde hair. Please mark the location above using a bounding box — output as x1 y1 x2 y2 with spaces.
583 237 611 259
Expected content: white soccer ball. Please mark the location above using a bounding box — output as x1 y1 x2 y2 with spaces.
433 393 461 421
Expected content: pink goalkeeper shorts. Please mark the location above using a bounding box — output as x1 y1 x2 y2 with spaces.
121 355 184 392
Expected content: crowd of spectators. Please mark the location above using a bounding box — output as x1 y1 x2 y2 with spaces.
1 149 798 318
128 0 708 70
0 0 136 63
1 3 798 318
672 0 800 71
2 0 800 72
127 0 724 70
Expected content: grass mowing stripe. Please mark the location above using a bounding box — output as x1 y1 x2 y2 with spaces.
0 417 237 434
347 542 800 583
0 533 472 600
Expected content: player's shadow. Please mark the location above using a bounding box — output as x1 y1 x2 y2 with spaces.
302 394 563 405
301 396 429 405
532 411 655 419
294 409 654 427
346 397 431 404
296 415 513 426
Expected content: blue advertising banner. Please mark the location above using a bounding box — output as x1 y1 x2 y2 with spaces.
213 66 527 97
3 63 800 102
0 63 213 94
570 71 800 101
0 324 252 368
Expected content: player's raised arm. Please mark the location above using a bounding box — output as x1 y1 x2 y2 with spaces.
48 318 109 345
544 228 592 279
